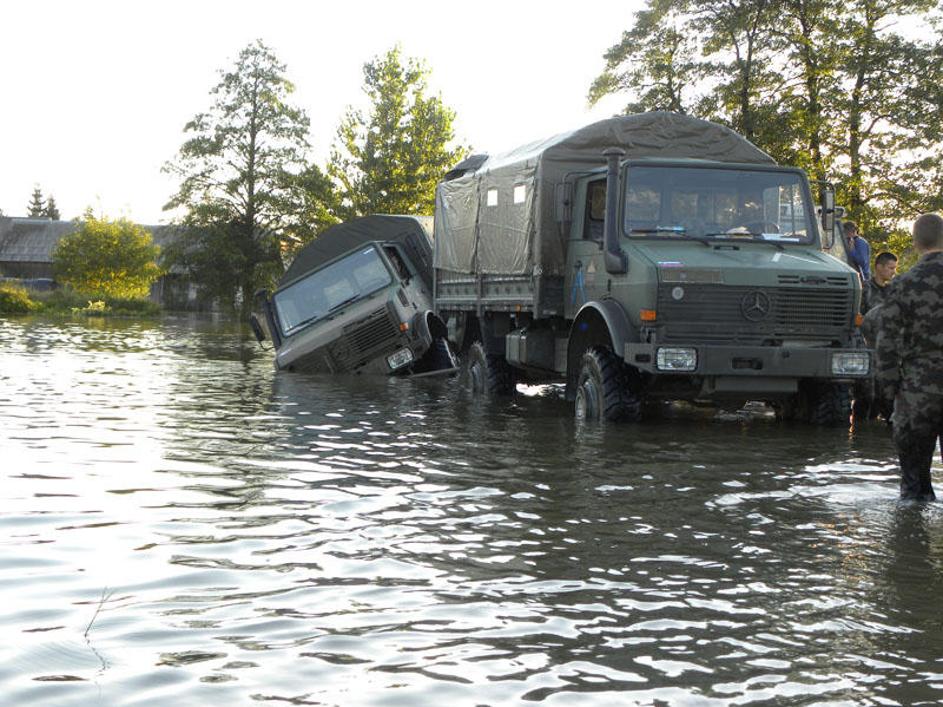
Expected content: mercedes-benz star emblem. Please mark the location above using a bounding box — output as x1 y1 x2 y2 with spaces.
740 291 771 322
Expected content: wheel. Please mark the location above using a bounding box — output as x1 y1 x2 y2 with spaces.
415 336 456 373
803 381 852 426
463 341 515 395
574 346 642 422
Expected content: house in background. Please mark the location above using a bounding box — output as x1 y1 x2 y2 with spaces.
0 216 203 308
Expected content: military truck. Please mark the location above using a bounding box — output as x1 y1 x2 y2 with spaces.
433 112 869 423
253 214 453 375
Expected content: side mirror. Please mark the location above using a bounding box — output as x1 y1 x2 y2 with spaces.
818 182 835 247
249 314 267 345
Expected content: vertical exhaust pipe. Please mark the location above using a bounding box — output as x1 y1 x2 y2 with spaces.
603 147 627 274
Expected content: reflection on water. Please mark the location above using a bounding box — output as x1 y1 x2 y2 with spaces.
1 316 942 706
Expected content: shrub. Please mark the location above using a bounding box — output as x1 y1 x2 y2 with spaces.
0 283 39 314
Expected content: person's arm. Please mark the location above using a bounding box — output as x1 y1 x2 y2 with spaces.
858 239 871 281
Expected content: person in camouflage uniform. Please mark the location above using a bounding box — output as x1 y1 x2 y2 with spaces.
855 251 899 421
875 213 943 501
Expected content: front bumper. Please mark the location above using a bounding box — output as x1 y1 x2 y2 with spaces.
625 343 871 380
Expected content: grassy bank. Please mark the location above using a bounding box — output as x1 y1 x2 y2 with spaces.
0 283 161 318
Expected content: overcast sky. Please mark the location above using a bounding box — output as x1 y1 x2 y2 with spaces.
0 0 642 223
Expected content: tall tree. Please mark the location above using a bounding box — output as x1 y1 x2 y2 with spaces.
44 195 60 220
163 40 316 316
27 186 45 217
329 46 465 219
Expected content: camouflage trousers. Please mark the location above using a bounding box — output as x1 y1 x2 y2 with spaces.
892 388 943 501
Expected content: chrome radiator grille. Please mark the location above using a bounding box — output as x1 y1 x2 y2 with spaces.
656 284 853 344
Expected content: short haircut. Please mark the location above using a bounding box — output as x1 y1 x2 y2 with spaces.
844 220 859 236
913 213 943 250
874 251 898 267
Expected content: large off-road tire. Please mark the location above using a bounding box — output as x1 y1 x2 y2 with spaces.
463 341 515 395
806 382 852 426
574 346 642 422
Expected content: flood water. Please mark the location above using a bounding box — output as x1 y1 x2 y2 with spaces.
2 316 942 706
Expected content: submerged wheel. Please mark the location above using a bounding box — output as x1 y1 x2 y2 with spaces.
574 346 641 422
464 341 515 395
415 336 456 373
806 382 852 426
781 381 852 426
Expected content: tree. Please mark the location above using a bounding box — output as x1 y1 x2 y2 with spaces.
53 212 162 298
163 40 319 315
44 195 60 220
329 46 465 219
27 186 45 217
591 0 943 238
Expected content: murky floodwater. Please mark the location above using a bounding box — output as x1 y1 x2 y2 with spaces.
2 316 942 706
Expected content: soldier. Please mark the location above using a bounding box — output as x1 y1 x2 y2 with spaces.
875 213 943 501
862 251 898 314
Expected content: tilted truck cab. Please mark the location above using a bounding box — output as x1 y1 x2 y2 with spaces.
253 214 453 375
433 112 869 424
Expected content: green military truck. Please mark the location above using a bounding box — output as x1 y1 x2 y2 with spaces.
253 214 452 375
433 112 869 423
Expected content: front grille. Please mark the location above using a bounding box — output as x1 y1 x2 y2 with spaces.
657 284 853 344
327 307 400 370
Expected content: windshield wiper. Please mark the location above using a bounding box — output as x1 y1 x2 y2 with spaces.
703 232 785 251
326 294 360 315
629 226 711 247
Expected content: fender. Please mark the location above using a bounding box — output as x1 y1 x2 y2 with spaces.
410 311 448 346
565 299 638 398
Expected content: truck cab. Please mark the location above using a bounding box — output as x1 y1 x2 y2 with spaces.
254 215 453 375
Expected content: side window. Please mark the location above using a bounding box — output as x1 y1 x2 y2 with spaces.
583 180 606 240
384 246 410 280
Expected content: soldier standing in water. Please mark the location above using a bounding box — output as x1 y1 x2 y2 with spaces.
876 213 943 501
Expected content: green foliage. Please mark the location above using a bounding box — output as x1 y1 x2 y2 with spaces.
52 212 163 298
27 186 45 217
329 46 466 219
29 287 161 317
0 283 39 314
592 0 943 230
163 40 324 316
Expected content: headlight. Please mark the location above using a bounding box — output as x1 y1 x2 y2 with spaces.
656 347 697 371
387 347 414 370
831 352 869 376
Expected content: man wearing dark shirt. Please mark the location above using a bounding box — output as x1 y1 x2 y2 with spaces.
862 251 898 314
844 220 871 282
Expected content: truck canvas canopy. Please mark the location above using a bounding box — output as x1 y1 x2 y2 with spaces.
434 112 776 277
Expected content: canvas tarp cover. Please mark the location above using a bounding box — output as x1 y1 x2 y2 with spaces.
434 112 776 276
280 214 434 289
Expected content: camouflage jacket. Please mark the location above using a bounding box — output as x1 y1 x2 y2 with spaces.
875 251 943 396
862 277 891 314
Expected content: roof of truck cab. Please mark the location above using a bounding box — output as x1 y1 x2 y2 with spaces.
280 214 434 288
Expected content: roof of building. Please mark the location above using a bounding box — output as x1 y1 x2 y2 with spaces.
0 216 179 264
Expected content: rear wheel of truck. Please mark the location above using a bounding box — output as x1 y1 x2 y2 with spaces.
463 341 515 395
574 346 641 422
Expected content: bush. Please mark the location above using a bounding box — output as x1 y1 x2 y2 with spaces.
30 287 162 318
0 283 39 314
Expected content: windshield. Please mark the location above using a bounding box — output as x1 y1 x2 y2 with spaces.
274 245 392 335
623 166 815 244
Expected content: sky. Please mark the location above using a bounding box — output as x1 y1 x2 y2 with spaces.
0 0 642 224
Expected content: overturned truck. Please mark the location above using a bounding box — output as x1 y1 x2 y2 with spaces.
434 112 870 423
254 214 453 375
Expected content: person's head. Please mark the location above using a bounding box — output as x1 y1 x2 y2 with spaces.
873 251 898 283
844 220 859 239
913 213 943 254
